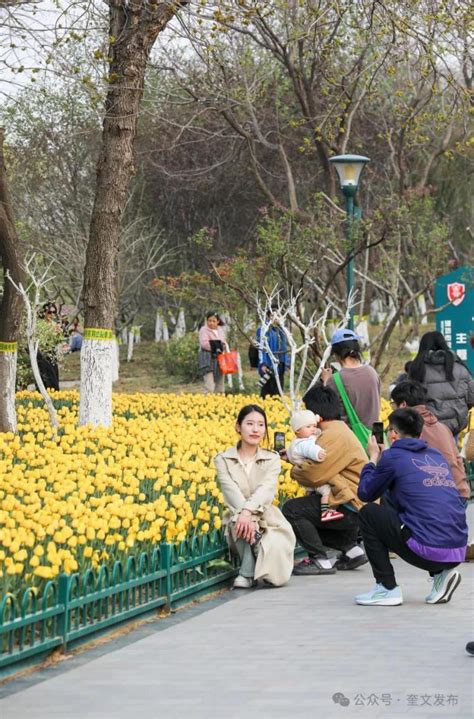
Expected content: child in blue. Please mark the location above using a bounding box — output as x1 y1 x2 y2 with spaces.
355 408 467 606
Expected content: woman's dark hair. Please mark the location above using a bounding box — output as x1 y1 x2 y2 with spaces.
390 380 427 407
388 408 424 438
331 339 362 362
303 385 342 420
236 404 269 444
206 311 220 321
236 404 267 426
39 301 58 319
408 331 454 383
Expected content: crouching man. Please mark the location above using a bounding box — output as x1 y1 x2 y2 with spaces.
355 408 468 607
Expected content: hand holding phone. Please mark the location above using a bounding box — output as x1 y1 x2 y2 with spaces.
274 431 286 452
372 421 384 445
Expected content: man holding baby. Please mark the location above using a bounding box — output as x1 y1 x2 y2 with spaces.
282 385 368 575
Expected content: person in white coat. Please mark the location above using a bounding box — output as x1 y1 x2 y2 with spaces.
214 405 296 588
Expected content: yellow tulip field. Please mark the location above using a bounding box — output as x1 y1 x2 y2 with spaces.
0 391 392 600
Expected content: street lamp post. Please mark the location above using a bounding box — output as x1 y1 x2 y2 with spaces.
329 154 370 330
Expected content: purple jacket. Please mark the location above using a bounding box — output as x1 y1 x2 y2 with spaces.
358 438 467 562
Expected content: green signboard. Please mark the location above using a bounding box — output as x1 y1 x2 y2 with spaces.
435 266 474 373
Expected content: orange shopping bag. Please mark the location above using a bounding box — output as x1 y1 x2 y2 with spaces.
217 350 239 375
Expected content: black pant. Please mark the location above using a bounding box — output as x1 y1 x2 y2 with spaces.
359 503 459 590
260 366 285 399
282 493 359 558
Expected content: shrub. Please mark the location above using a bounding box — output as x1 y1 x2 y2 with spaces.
16 319 65 390
163 332 199 382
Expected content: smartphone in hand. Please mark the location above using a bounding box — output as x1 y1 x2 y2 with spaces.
372 421 384 445
274 431 286 452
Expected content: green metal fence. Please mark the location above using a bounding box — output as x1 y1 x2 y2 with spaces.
0 532 237 675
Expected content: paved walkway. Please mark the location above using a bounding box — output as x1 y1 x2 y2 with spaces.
1 513 473 719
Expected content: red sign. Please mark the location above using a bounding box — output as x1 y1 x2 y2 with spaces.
447 282 465 306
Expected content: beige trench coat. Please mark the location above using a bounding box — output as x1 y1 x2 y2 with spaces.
214 445 296 586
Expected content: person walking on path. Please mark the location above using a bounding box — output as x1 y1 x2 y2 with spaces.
256 307 289 399
355 408 468 607
198 311 228 394
390 380 470 501
214 405 296 588
322 328 381 429
407 330 474 436
282 386 368 575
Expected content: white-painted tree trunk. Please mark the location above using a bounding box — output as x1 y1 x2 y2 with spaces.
356 318 371 363
162 321 169 342
175 308 186 338
0 351 17 433
417 294 428 325
127 330 134 362
355 318 370 346
237 351 245 391
79 339 114 427
121 327 128 344
112 339 120 383
155 311 163 342
226 373 233 389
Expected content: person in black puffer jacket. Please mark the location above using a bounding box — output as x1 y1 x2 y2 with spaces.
408 331 474 436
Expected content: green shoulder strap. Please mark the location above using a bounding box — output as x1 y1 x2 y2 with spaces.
332 371 372 449
332 371 362 427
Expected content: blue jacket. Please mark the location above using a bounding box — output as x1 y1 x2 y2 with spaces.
358 438 467 562
256 325 288 376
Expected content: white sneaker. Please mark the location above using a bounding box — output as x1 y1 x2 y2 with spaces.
233 575 257 589
355 583 403 606
425 569 461 604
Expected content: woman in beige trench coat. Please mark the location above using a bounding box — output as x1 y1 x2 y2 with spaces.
214 404 296 588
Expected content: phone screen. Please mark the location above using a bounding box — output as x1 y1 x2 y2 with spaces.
274 431 286 452
372 422 384 444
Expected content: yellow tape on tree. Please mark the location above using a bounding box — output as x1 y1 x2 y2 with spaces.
83 328 114 341
0 341 17 352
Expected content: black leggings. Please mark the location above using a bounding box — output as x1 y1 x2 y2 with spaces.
359 503 459 590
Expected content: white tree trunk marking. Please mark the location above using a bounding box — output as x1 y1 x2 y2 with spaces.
0 351 17 433
175 308 186 338
112 339 120 383
127 330 134 362
79 339 113 427
237 351 245 391
155 310 163 342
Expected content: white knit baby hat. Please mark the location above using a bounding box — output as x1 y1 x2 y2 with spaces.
290 410 319 432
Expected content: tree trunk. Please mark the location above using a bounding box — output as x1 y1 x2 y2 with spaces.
155 310 163 341
127 329 134 362
0 128 25 432
175 308 186 338
0 350 17 433
79 2 188 426
112 338 120 383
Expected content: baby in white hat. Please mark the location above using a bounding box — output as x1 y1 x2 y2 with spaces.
286 410 343 522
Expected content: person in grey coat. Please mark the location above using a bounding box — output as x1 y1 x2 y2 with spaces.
408 331 474 436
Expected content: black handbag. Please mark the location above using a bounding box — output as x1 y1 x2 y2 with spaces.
248 343 259 368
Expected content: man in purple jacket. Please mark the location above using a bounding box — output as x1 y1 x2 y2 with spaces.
355 408 467 607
